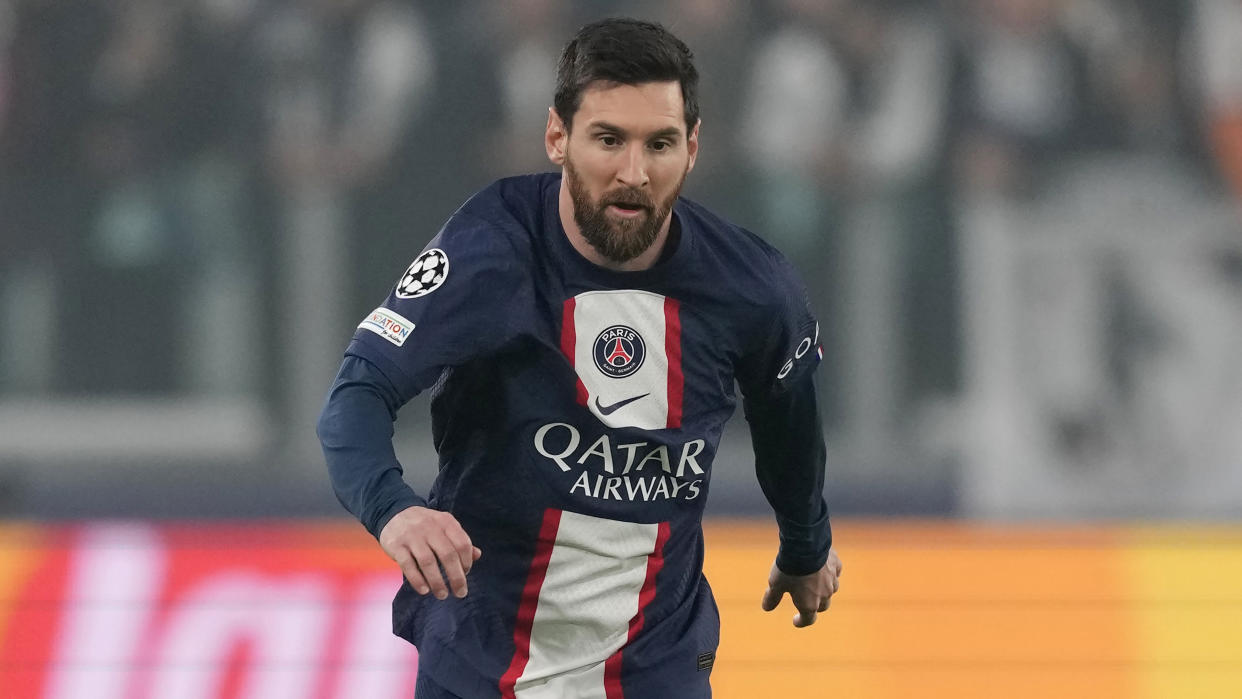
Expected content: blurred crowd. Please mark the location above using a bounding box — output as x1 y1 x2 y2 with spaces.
3 0 1242 512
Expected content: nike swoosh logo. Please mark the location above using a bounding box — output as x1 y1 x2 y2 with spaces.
595 393 649 415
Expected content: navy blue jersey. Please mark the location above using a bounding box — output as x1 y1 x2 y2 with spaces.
326 173 827 698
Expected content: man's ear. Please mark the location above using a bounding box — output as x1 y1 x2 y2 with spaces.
686 119 701 174
546 107 568 166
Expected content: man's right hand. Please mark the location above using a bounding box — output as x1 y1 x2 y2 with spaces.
379 506 482 600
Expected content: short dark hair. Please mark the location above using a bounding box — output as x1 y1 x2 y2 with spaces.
554 18 700 136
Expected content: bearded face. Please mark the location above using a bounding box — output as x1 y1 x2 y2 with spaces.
564 153 685 263
547 81 699 265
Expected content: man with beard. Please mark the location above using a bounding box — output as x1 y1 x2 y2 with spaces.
318 17 841 699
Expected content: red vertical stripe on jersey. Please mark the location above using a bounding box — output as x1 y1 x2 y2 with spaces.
602 521 671 699
560 297 589 406
499 508 563 698
664 298 684 428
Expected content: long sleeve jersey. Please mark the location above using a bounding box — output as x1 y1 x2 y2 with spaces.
318 173 831 698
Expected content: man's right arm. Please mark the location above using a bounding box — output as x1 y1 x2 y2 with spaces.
317 354 479 599
321 210 529 598
317 353 426 538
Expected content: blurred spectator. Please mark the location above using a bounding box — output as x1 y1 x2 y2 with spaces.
833 1 957 449
841 2 950 190
1063 0 1186 150
67 0 268 395
260 0 432 201
739 0 850 261
0 0 110 394
738 0 852 423
172 0 267 397
949 0 1087 196
256 0 434 451
654 0 754 223
74 0 184 392
38 0 267 397
1187 0 1242 214
471 0 571 178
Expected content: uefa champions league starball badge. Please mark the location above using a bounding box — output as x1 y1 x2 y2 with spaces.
395 248 450 298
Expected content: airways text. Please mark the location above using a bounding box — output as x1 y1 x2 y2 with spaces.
533 422 706 502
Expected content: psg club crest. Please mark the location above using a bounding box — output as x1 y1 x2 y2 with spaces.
395 248 449 298
593 325 646 378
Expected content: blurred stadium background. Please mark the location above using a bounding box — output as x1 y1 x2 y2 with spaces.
2 0 1241 696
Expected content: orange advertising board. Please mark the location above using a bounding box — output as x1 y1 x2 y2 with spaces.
0 522 417 698
1 520 1240 698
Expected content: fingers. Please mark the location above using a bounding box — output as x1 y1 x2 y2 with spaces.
413 548 450 600
761 585 784 612
430 533 472 598
766 588 833 626
791 588 825 627
394 550 430 596
816 570 839 613
442 525 477 576
434 520 479 599
380 507 481 601
765 554 843 628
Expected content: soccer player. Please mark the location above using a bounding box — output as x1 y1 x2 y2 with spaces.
318 18 842 698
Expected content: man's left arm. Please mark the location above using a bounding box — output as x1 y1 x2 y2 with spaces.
744 375 843 628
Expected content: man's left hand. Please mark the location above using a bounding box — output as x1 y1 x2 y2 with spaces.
761 547 843 628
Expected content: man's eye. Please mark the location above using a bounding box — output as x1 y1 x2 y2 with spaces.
600 135 619 147
651 141 671 151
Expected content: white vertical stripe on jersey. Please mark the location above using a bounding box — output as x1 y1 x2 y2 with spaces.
572 290 670 430
513 511 660 698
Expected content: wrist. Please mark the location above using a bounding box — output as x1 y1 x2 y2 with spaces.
775 549 829 577
368 491 428 540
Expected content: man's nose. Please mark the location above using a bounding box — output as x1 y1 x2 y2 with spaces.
616 144 650 188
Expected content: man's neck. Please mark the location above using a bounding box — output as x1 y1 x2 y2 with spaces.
558 180 671 272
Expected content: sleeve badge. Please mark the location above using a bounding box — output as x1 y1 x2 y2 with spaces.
395 248 450 299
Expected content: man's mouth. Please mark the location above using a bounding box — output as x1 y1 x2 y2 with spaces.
606 202 648 217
